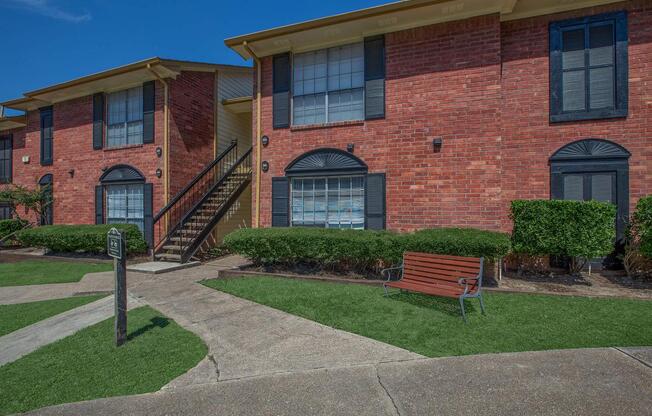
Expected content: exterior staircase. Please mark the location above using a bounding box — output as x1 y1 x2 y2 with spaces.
152 142 252 263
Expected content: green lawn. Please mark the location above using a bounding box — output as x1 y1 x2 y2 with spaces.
0 295 105 337
0 306 207 415
0 260 112 287
203 276 652 358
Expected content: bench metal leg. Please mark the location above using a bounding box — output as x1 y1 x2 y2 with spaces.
459 297 467 323
383 284 389 297
478 293 486 315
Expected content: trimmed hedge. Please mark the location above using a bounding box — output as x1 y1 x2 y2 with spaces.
16 224 147 255
511 199 616 259
0 219 28 240
223 227 510 274
631 195 652 259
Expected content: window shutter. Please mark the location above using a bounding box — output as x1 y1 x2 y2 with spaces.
142 81 155 143
143 183 153 247
95 185 104 225
0 135 12 183
365 173 386 230
271 177 289 227
40 107 53 166
92 93 104 149
364 35 385 120
273 53 291 128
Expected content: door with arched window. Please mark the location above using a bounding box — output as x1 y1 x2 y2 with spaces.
38 174 53 226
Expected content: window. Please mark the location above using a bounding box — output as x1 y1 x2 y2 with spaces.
292 42 364 125
107 86 143 148
106 184 144 232
291 176 365 229
0 202 12 220
550 11 628 122
0 135 11 183
40 107 53 165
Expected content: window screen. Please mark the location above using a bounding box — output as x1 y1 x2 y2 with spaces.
291 176 364 229
106 184 144 232
107 86 143 148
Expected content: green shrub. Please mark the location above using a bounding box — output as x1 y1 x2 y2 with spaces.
0 219 29 240
631 196 652 259
224 227 511 275
511 200 616 271
16 224 147 255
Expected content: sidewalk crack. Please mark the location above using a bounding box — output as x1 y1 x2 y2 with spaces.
613 347 652 369
375 365 401 416
208 354 221 381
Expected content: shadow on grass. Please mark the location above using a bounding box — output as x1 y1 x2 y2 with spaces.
384 290 477 318
127 317 170 341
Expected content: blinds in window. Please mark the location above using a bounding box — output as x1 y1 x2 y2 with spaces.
107 86 144 147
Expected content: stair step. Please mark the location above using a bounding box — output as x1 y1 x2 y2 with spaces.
155 253 181 261
162 245 183 252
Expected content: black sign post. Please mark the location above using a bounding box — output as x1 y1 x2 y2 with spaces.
107 228 127 347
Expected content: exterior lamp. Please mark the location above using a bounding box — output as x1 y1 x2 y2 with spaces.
261 135 269 147
432 137 443 153
261 161 269 172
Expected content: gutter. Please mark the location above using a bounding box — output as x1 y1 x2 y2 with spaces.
242 41 262 228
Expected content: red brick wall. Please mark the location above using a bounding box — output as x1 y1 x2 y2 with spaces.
254 14 503 231
168 71 216 197
1 70 219 227
254 3 652 234
500 0 652 231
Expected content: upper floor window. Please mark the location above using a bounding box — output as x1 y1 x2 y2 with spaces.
107 86 143 148
550 11 628 122
292 43 365 125
40 107 53 165
0 134 12 183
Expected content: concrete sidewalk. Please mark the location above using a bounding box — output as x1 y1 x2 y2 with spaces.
0 294 141 366
25 347 652 416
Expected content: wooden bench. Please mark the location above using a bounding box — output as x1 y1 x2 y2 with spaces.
382 252 485 322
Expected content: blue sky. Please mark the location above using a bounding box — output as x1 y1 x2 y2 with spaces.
0 0 387 109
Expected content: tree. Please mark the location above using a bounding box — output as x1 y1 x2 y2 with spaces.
0 184 52 224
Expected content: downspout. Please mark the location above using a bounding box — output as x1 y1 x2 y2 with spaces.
147 64 170 237
243 41 262 228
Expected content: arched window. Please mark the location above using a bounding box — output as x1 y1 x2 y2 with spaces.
96 165 153 246
38 174 53 225
550 139 630 240
271 148 385 230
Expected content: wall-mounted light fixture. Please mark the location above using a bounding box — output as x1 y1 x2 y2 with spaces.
155 147 163 157
347 143 355 153
261 135 269 147
261 161 269 172
68 169 75 178
156 168 162 178
432 137 443 153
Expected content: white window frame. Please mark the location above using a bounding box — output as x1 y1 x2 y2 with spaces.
105 183 145 232
290 175 365 229
106 86 144 148
291 42 365 126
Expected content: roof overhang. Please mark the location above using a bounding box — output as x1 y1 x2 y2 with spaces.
225 0 624 59
222 96 253 114
2 58 251 111
0 115 27 132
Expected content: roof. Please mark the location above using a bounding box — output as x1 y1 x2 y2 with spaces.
225 0 623 59
0 115 27 132
2 57 252 112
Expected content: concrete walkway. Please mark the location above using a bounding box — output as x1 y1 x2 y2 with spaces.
25 347 652 416
0 272 114 305
0 294 141 366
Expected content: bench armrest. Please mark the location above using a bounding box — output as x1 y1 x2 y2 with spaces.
381 266 403 282
458 277 480 295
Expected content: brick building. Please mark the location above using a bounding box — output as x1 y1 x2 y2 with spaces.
0 58 253 255
226 0 651 244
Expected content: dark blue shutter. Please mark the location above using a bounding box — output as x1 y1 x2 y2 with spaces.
273 53 291 128
0 135 11 183
95 185 104 225
92 93 104 150
364 35 385 120
40 106 53 166
143 183 153 247
271 177 289 227
365 173 385 230
143 81 155 143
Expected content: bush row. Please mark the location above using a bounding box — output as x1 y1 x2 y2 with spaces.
631 195 652 259
224 227 511 273
16 224 148 255
0 218 29 240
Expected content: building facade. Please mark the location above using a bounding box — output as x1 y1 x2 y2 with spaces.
226 0 651 240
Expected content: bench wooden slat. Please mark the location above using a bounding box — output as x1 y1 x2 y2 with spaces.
403 270 467 284
402 274 461 287
404 252 482 264
404 254 481 271
386 280 470 298
404 264 479 279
